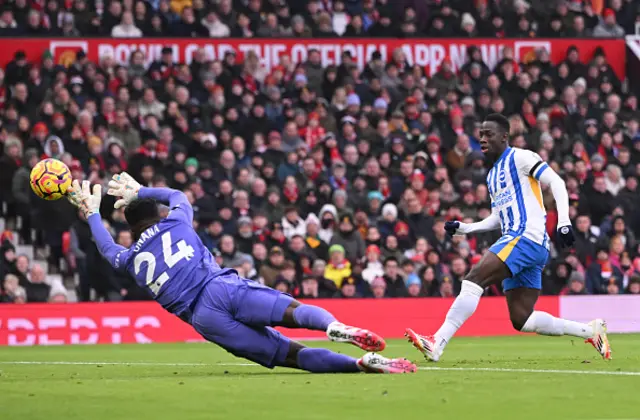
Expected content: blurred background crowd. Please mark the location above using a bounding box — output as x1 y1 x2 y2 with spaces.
1 0 640 304
0 0 638 39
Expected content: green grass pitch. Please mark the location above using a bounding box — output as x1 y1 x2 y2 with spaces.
1 335 639 420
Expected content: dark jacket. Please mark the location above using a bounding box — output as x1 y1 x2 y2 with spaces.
330 230 365 261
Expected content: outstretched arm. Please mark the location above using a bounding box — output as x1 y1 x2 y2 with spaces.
68 180 129 271
138 187 193 225
457 211 501 234
108 173 193 225
88 214 129 271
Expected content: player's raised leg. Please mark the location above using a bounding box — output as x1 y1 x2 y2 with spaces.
280 302 386 352
234 279 385 352
406 251 508 361
506 287 611 360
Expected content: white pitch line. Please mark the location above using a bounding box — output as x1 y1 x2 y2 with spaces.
0 361 210 366
418 366 640 377
1 361 640 377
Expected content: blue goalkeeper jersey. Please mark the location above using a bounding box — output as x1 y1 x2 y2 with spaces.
88 187 234 321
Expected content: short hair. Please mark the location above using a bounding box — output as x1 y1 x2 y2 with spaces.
124 198 160 239
384 256 398 266
485 113 510 134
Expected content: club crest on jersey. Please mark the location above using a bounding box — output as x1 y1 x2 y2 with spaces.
498 170 507 188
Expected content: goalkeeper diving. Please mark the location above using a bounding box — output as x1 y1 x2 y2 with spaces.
66 174 416 374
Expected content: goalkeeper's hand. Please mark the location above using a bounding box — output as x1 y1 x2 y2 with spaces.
107 172 141 209
67 180 102 218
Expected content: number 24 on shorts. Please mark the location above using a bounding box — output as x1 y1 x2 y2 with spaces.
134 231 195 295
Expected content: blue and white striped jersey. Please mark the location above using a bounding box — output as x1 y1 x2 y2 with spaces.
486 147 550 248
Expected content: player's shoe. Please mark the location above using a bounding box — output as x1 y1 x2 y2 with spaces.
326 321 386 352
585 319 612 360
357 352 417 374
404 328 443 362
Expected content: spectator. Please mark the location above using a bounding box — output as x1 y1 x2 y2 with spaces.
324 244 352 287
335 275 362 298
586 246 624 294
370 276 387 298
111 12 142 38
406 273 422 297
593 9 625 38
0 3 639 304
383 256 406 297
259 246 286 287
202 9 230 38
330 213 365 261
282 207 306 240
24 263 50 303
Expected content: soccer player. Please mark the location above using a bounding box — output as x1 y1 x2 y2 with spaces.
406 114 612 361
67 175 416 374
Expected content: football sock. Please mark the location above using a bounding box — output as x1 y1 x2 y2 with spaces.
296 348 360 373
521 311 592 338
292 304 337 331
435 280 484 347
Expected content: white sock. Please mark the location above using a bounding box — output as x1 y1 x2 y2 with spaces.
435 280 484 347
521 311 592 338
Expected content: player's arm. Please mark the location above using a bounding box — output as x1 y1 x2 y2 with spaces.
445 208 501 236
108 172 193 224
458 210 501 234
519 150 574 247
88 214 129 271
68 180 129 271
137 187 193 224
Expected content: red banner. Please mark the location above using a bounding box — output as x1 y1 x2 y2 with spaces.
0 38 626 79
0 297 560 346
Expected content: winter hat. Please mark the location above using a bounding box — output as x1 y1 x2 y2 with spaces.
185 157 199 170
333 189 348 202
367 191 384 202
87 135 103 150
406 273 421 287
305 213 320 226
294 73 308 85
346 93 361 107
329 244 346 255
461 13 476 28
374 98 388 109
381 203 398 219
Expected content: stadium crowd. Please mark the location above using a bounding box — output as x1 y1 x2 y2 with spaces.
1 0 640 304
0 0 638 39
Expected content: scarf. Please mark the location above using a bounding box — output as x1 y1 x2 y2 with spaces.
283 184 299 203
598 260 612 279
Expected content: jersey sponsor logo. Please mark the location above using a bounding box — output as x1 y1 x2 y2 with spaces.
493 190 513 207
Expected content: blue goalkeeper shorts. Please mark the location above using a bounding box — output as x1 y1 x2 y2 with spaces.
190 273 294 368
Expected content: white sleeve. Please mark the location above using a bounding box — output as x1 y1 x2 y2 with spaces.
539 167 571 227
516 149 549 181
514 149 570 227
458 211 501 234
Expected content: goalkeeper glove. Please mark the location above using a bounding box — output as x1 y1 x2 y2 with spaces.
67 180 102 218
107 172 141 209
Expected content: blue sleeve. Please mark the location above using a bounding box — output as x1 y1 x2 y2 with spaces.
88 214 129 273
137 187 193 225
